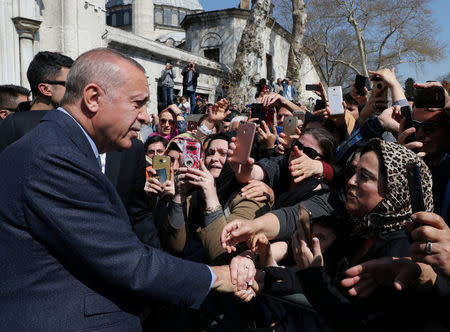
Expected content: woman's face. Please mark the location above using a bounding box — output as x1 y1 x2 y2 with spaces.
345 151 385 217
159 111 174 136
205 139 228 178
167 149 181 173
289 133 323 163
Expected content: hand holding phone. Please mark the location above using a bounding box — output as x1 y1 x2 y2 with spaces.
414 86 446 108
181 139 202 169
327 86 344 115
400 106 416 144
354 74 371 95
152 156 171 183
283 116 298 148
234 121 257 164
305 84 320 91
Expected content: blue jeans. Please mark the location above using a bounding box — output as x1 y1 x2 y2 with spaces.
183 89 196 114
162 86 174 107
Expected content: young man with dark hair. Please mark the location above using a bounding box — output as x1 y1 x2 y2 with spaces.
0 84 30 120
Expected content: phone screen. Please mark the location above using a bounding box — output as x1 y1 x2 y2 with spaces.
355 75 370 95
406 162 425 213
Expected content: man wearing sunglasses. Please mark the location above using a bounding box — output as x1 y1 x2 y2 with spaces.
410 82 450 219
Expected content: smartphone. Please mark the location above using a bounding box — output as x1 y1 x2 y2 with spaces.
406 162 425 213
314 99 326 111
283 116 298 148
371 76 388 99
181 139 202 169
414 86 446 108
355 74 371 95
185 114 203 122
234 121 256 164
305 84 320 91
187 121 198 132
152 156 171 183
262 107 275 130
400 106 416 144
293 110 306 125
327 86 344 115
250 103 263 122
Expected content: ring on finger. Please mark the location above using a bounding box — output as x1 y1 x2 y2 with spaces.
425 241 432 254
244 265 249 270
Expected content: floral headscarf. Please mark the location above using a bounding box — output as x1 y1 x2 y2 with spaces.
350 139 433 238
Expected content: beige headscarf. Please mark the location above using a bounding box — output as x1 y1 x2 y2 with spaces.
350 139 433 238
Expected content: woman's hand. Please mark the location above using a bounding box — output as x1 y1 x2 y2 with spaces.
351 84 368 106
407 212 450 281
221 219 260 253
248 233 275 267
397 117 426 158
289 146 323 183
184 162 216 195
144 168 163 194
341 257 429 298
227 136 256 183
240 180 275 206
210 98 230 123
291 219 323 270
257 119 277 149
230 250 256 291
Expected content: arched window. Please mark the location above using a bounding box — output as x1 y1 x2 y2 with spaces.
154 7 163 24
171 10 178 25
123 11 130 25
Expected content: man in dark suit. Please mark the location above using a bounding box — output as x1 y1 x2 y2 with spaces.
0 52 160 248
0 48 239 331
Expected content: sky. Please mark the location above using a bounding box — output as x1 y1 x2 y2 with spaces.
198 0 449 84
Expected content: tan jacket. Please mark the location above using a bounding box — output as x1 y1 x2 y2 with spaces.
157 193 270 264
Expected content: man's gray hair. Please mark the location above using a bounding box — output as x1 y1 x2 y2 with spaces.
61 48 146 105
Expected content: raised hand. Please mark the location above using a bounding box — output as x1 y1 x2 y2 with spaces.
289 146 323 184
210 98 231 123
221 219 260 254
240 179 275 205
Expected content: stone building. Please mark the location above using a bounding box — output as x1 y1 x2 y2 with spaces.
0 0 321 114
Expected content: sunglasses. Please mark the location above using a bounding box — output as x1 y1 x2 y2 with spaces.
293 140 324 160
42 80 66 86
147 149 165 155
412 120 444 135
160 119 175 126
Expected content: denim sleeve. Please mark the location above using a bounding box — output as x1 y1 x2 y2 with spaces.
177 120 186 134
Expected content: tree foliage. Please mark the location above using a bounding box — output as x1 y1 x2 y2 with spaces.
273 0 444 87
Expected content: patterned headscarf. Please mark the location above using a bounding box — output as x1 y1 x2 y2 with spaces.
350 139 433 238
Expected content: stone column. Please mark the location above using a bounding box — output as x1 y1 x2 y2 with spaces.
62 0 79 60
132 0 154 38
11 17 41 87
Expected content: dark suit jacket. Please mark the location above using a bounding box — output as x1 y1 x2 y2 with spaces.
0 110 211 331
0 110 160 248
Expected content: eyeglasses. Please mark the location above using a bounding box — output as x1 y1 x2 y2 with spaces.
412 120 444 135
147 149 165 155
206 148 228 158
42 80 66 86
160 119 175 126
294 140 324 160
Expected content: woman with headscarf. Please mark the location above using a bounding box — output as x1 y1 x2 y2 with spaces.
154 132 271 264
156 104 186 141
222 139 436 331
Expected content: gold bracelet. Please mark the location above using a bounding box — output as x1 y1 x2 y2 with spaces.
204 204 222 214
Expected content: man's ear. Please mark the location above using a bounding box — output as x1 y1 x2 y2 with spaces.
0 109 8 119
38 83 52 97
82 83 103 114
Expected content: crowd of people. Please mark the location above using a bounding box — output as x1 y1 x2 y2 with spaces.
0 48 449 332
